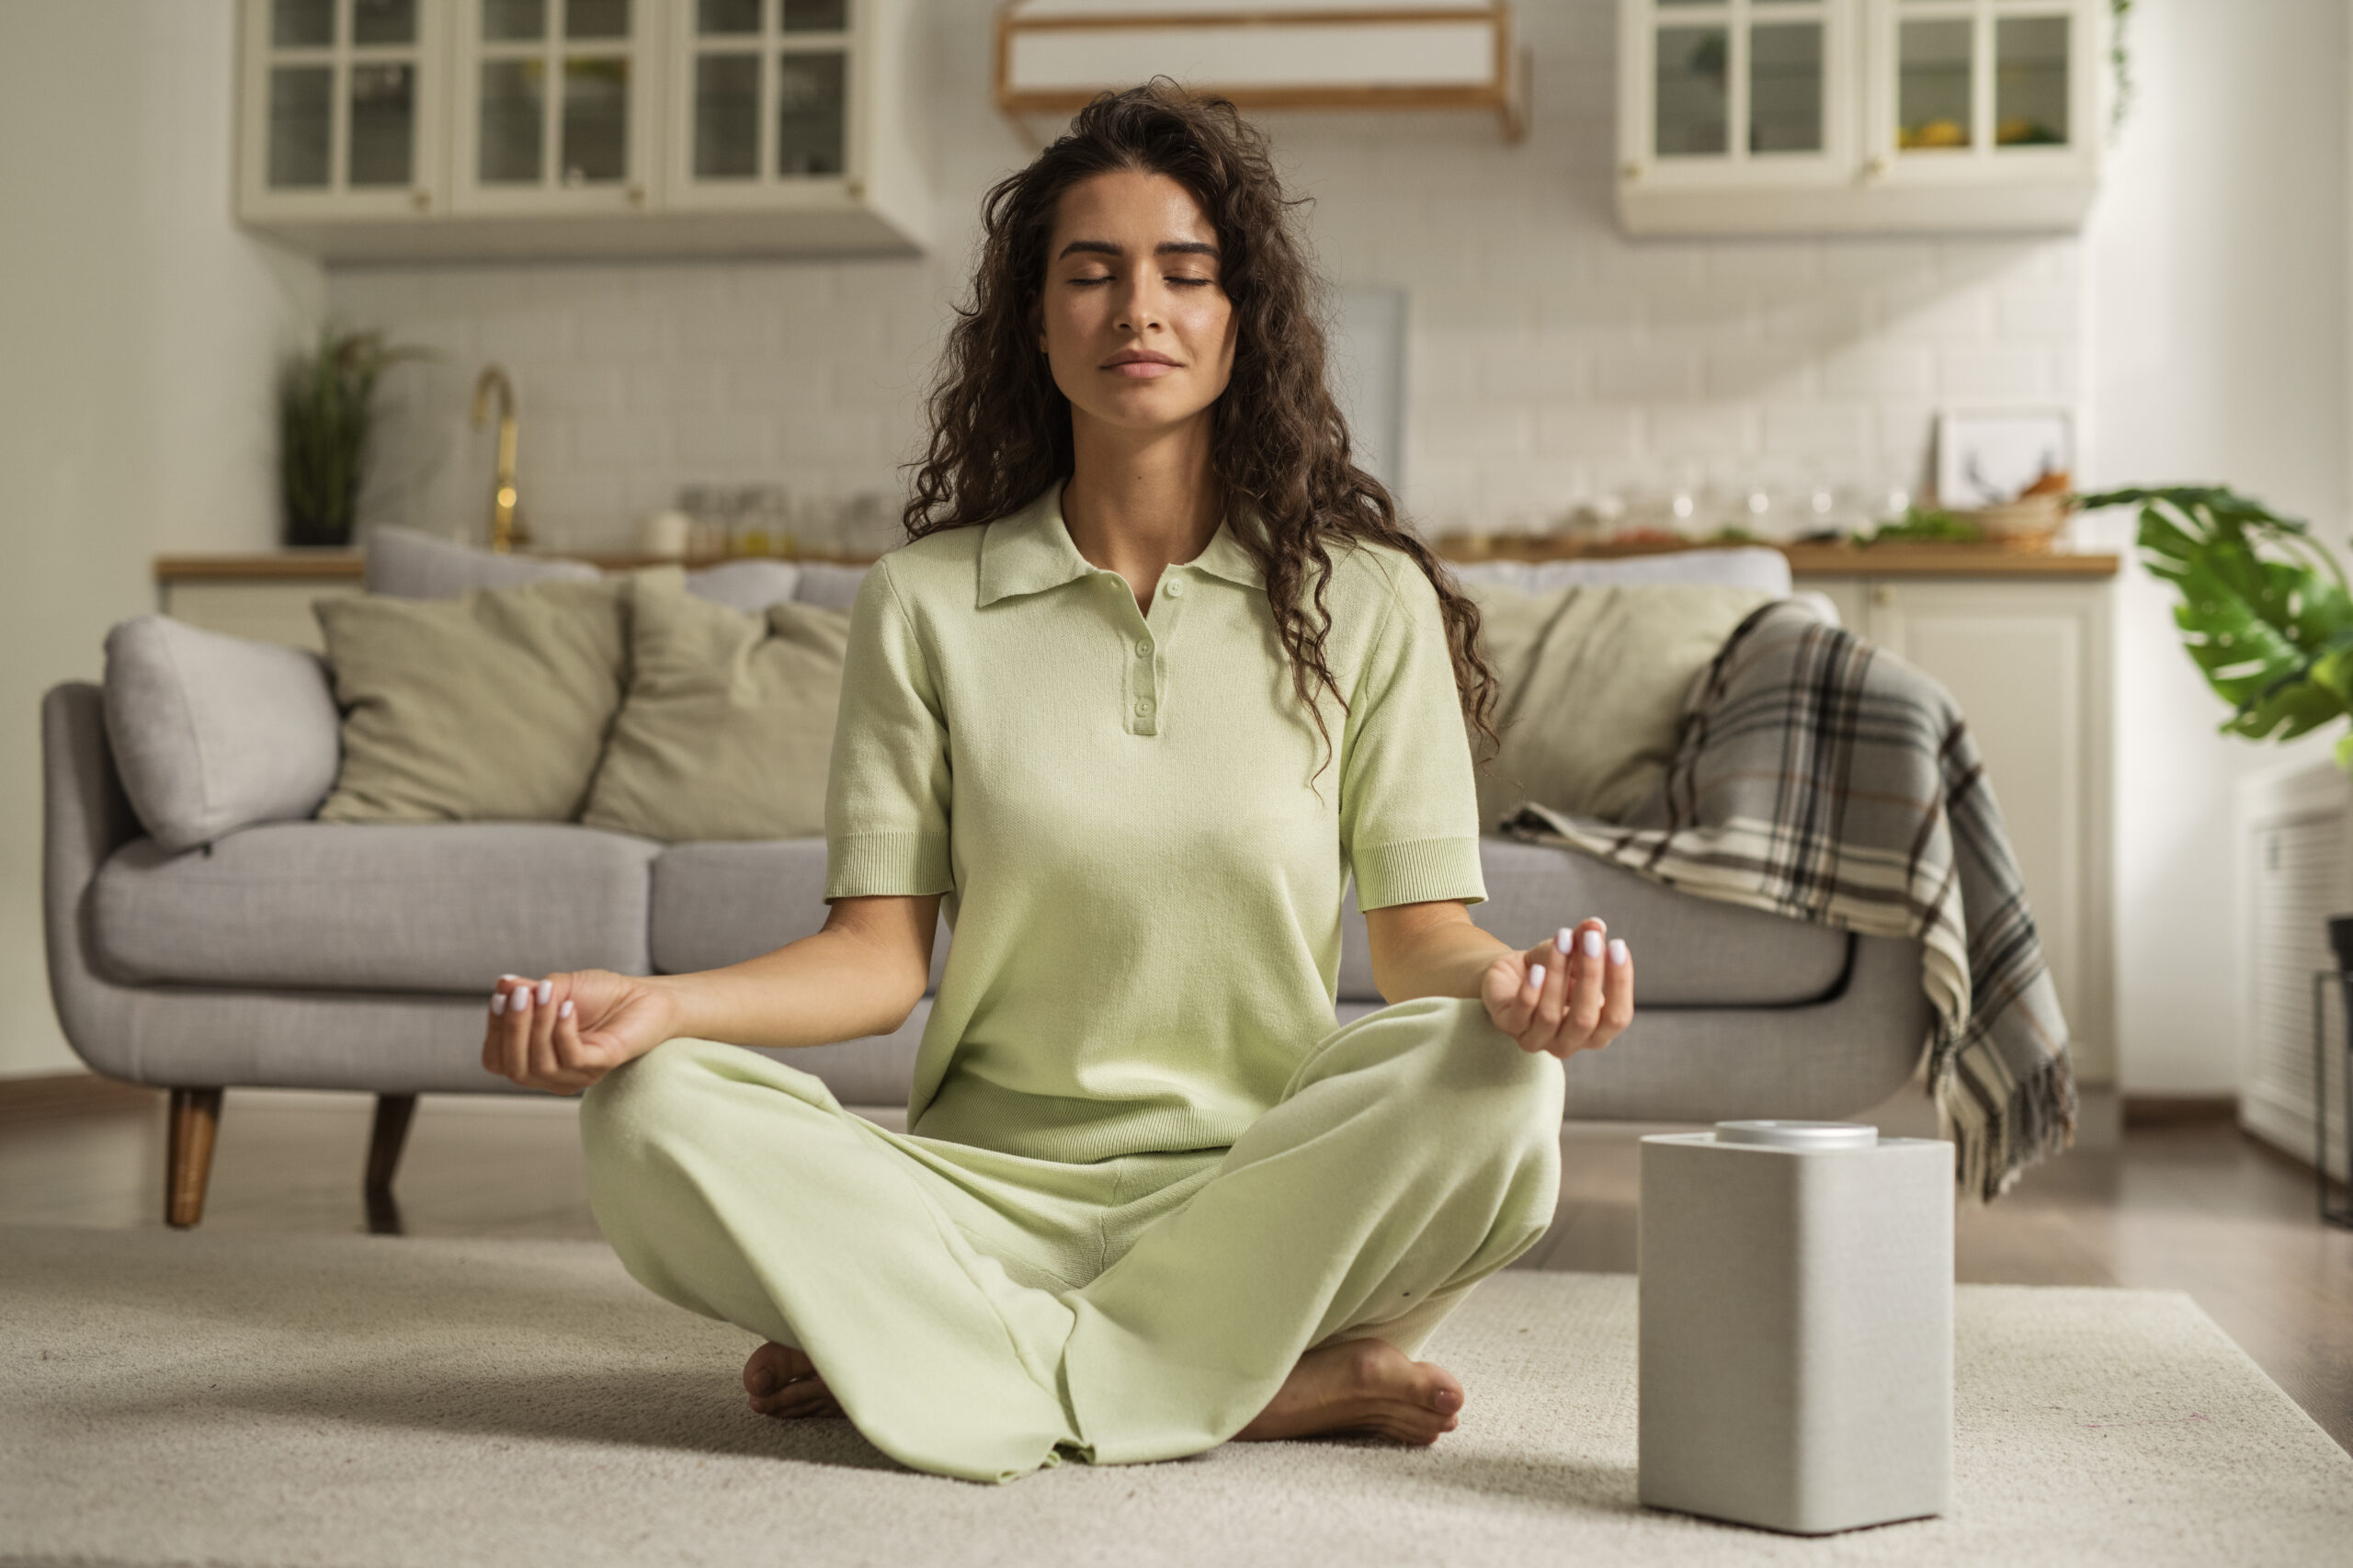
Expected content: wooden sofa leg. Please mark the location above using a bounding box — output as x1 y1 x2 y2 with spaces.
165 1088 223 1229
365 1094 416 1235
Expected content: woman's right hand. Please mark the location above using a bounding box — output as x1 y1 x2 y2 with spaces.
481 969 680 1094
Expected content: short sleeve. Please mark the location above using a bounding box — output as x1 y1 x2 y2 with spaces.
824 559 954 901
1338 557 1486 911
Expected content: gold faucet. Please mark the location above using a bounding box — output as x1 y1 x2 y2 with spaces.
469 365 528 552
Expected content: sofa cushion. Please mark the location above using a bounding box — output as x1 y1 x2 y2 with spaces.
790 562 869 611
1337 837 1850 1008
92 822 659 992
651 838 950 990
101 616 343 852
1468 583 1770 827
582 571 847 843
314 578 631 824
684 559 802 612
363 526 603 598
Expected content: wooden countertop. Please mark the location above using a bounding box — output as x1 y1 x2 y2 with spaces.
154 540 2122 583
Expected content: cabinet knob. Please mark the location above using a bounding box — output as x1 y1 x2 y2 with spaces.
627 183 645 207
409 187 430 210
1620 161 1643 183
845 176 866 200
1872 585 1893 608
1863 153 1890 180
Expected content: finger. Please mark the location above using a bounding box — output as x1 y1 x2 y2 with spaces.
1565 922 1608 1046
1535 927 1573 1046
525 977 563 1084
1594 937 1634 1048
482 984 508 1074
500 980 537 1084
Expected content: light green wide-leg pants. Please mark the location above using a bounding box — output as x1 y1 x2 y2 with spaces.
580 995 1563 1483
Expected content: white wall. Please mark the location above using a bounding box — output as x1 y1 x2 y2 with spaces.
0 0 323 1078
2078 0 2351 1095
337 0 2079 551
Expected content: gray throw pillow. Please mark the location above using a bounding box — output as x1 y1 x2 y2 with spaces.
363 526 601 599
102 616 343 852
683 559 803 613
790 562 870 610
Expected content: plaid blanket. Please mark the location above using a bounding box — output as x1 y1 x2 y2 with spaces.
1503 599 2076 1199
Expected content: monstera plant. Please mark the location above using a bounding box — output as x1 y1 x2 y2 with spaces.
2082 485 2353 767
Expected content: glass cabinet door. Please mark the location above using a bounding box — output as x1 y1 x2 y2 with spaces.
1635 0 1841 178
454 0 654 210
244 0 440 214
674 0 856 206
1891 1 2075 158
1647 1 1833 161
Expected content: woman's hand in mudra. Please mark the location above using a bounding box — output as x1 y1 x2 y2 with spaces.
481 969 679 1093
1480 916 1633 1058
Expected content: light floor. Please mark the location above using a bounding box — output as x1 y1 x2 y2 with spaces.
5 1085 2347 1452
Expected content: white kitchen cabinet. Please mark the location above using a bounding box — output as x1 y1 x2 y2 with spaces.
1618 0 2106 235
447 0 663 218
235 0 927 258
1802 571 2115 1083
237 0 452 227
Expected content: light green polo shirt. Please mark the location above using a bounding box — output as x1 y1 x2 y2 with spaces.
824 484 1485 1164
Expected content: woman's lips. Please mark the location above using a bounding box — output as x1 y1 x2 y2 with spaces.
1106 359 1179 379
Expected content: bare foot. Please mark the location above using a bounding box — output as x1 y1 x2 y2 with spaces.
742 1341 843 1420
1234 1338 1464 1446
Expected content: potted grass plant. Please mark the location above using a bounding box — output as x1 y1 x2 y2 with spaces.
278 325 426 549
2079 484 2353 971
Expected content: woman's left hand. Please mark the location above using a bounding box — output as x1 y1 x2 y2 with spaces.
1480 917 1633 1058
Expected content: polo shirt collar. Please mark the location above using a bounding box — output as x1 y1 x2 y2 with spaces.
977 484 1267 608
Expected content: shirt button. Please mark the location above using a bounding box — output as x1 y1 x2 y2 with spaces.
1165 580 1185 598
1134 699 1154 717
1135 639 1153 656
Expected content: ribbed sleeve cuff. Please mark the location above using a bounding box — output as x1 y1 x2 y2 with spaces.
824 832 954 901
1352 835 1486 911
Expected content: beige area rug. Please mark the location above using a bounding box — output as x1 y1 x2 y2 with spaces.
3 1228 2348 1568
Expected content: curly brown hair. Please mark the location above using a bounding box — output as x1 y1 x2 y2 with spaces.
902 82 1498 770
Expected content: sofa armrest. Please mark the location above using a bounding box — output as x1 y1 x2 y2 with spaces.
43 682 144 1078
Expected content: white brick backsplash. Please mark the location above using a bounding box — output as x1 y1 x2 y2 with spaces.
1593 346 1699 402
1648 403 1757 459
1939 344 2052 401
1534 403 1642 458
1820 344 1938 398
330 0 2081 546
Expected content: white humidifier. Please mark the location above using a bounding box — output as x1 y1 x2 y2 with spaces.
1637 1120 1953 1536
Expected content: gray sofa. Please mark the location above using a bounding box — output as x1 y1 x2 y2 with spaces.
41 537 1928 1227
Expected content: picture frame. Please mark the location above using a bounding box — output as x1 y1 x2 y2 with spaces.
1936 408 2075 509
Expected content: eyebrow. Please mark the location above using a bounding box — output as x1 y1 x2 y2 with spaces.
1056 239 1221 261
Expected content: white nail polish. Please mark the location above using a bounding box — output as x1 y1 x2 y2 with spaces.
512 985 532 1009
490 992 507 1016
1609 938 1630 965
536 980 552 1005
1583 928 1605 958
500 973 519 982
1528 963 1546 991
559 999 574 1019
1552 926 1572 955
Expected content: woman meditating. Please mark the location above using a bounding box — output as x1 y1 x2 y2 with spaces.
481 85 1633 1483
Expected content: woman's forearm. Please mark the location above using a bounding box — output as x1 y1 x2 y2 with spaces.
1364 900 1518 1004
651 897 937 1051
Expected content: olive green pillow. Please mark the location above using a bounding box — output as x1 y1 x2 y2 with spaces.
1469 582 1772 827
581 568 848 843
314 578 631 824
